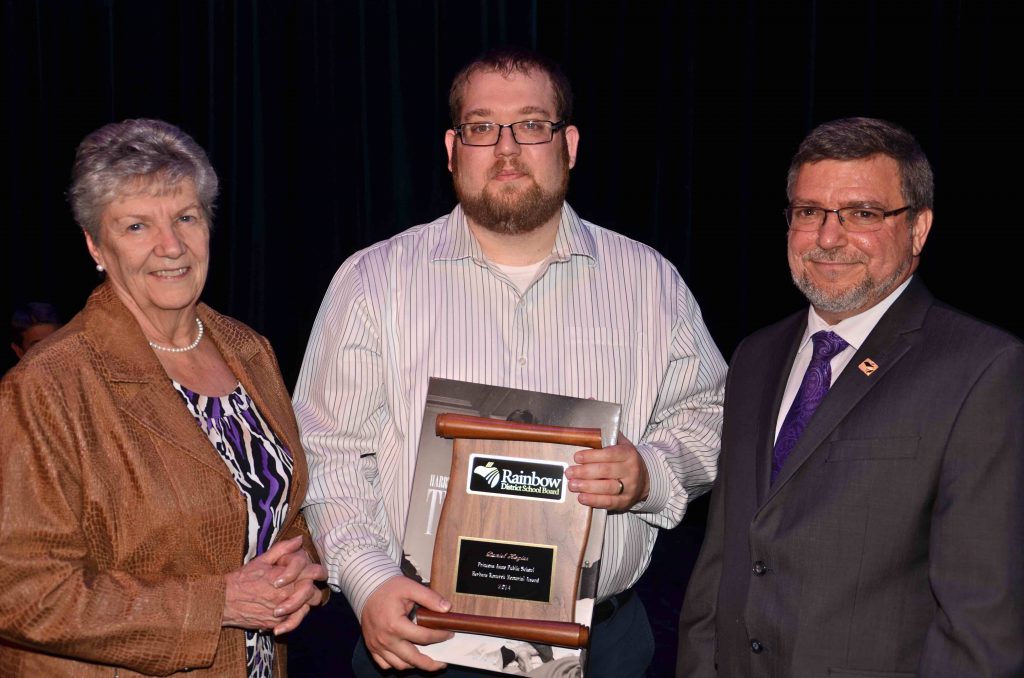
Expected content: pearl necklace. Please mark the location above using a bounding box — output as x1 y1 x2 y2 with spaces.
148 318 204 353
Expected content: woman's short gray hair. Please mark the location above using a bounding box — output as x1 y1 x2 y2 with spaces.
68 118 219 239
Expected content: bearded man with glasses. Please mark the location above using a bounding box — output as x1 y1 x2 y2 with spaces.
293 46 727 677
678 117 1024 676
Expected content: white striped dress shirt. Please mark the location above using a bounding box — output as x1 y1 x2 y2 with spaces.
292 203 727 619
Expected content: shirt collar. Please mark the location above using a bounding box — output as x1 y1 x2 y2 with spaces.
799 275 914 352
430 202 598 266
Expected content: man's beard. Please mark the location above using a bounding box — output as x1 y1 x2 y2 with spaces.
791 247 910 315
452 145 570 235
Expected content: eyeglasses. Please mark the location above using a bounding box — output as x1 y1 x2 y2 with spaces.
784 205 912 232
453 119 568 146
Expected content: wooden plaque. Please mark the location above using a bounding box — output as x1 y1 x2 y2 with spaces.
416 414 602 648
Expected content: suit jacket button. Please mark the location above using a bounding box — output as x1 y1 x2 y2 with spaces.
752 560 767 575
750 639 764 653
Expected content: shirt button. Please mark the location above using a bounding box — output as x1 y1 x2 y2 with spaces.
752 560 767 576
750 639 764 653
518 356 527 365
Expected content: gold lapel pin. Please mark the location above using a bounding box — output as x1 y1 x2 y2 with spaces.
858 358 879 376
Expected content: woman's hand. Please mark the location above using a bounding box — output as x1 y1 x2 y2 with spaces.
222 536 327 634
266 542 328 635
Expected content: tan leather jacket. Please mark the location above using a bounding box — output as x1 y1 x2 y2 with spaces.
0 284 315 676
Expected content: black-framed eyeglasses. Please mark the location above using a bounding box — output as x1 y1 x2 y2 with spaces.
453 119 568 146
784 205 912 232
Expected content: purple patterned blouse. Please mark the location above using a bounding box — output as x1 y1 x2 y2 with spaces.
173 380 293 678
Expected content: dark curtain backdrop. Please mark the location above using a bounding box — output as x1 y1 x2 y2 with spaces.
3 1 1022 675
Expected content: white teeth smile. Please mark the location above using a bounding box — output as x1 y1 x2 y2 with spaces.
153 268 188 277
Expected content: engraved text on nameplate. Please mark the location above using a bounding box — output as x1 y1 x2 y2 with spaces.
454 537 556 602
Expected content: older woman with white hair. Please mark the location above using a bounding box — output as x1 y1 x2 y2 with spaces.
0 119 326 676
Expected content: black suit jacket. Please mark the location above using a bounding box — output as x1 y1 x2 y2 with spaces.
677 279 1024 677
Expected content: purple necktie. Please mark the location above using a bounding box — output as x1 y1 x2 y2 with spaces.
772 330 849 482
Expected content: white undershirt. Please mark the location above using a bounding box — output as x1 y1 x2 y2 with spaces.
493 260 546 293
774 277 913 442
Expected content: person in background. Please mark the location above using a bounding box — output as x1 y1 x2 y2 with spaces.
9 301 62 360
0 118 327 676
677 117 1024 676
293 46 726 677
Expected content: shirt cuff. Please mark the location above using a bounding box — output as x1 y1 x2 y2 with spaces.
337 549 406 621
630 442 671 514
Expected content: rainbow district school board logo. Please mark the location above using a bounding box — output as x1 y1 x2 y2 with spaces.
467 453 568 503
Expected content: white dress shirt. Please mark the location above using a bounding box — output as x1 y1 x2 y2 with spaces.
293 203 727 618
775 277 913 441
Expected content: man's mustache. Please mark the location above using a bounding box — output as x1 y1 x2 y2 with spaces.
489 159 531 179
801 248 866 265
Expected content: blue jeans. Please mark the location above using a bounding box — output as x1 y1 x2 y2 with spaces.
350 592 654 677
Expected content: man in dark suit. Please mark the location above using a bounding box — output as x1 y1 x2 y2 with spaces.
677 117 1024 677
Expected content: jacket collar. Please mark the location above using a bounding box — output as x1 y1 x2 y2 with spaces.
80 284 285 481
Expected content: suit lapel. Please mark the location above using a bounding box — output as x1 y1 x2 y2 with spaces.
755 314 807 504
120 380 239 478
760 279 933 505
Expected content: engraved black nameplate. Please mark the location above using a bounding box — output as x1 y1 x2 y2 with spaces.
454 537 555 602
